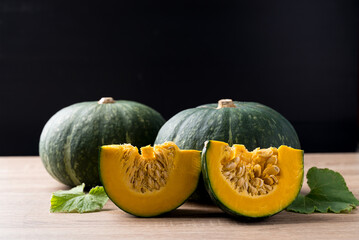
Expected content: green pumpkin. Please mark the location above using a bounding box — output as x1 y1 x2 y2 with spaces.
39 97 165 187
154 99 300 202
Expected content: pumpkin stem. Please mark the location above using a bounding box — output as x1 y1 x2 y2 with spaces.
98 97 115 104
217 99 236 109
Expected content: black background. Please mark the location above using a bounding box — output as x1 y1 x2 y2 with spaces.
0 0 357 155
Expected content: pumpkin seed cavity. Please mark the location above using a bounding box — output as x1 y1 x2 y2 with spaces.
121 143 176 193
221 145 280 196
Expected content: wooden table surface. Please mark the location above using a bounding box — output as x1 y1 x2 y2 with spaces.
1 153 358 240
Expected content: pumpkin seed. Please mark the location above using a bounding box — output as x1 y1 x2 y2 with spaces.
237 177 245 187
249 185 258 195
270 175 278 183
254 148 273 158
263 165 280 176
154 181 160 190
231 177 238 184
263 177 274 185
237 166 245 177
251 178 264 188
264 184 273 191
159 178 166 187
266 155 278 165
253 164 261 177
258 188 267 195
224 162 236 171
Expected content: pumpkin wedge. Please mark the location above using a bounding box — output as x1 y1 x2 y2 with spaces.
99 142 201 217
202 140 303 218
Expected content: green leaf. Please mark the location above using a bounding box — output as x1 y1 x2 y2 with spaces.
50 183 109 213
287 167 359 213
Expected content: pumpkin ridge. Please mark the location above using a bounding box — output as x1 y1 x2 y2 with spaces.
54 103 87 185
42 104 69 185
172 109 200 149
114 102 131 142
68 103 100 185
156 109 195 148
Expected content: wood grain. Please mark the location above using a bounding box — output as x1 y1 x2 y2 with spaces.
0 153 358 240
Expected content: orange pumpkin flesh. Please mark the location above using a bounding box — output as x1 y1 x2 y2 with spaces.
99 142 201 217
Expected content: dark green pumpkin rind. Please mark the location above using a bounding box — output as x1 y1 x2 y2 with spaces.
201 140 304 219
155 101 300 152
39 100 165 187
99 147 202 217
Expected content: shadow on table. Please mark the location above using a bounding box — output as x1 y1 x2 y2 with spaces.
160 201 357 225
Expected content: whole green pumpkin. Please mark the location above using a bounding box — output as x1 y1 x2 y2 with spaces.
154 99 300 202
39 97 165 187
155 99 300 151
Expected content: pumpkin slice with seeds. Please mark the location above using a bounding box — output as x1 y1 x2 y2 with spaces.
99 142 201 217
202 140 303 218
